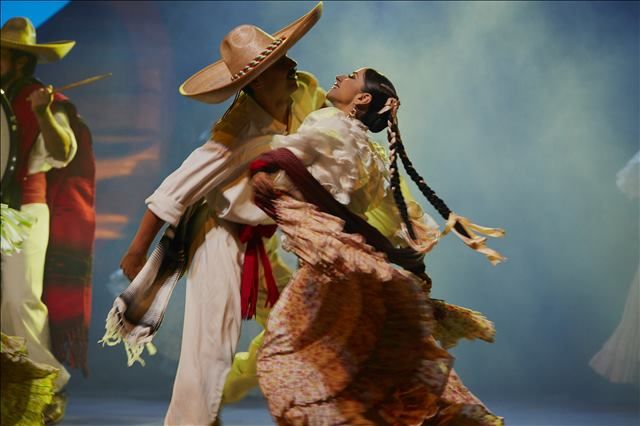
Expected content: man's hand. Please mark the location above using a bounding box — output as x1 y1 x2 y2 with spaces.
27 85 54 116
120 251 147 281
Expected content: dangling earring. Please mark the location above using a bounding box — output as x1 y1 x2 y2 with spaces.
348 106 357 119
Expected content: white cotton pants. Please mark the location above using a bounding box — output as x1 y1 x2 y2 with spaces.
1 203 71 390
164 217 244 426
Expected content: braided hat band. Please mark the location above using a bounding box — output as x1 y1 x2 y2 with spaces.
230 37 286 81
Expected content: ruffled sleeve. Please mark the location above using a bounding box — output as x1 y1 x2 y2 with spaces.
271 108 382 207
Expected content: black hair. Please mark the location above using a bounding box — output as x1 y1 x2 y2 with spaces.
361 68 470 240
242 85 255 98
10 49 37 77
360 68 397 133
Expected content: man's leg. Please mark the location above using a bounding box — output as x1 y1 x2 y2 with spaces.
165 220 243 425
222 237 292 403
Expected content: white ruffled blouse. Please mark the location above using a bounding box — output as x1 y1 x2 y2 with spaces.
271 107 389 217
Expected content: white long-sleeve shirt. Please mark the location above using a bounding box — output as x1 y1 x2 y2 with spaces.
146 72 326 227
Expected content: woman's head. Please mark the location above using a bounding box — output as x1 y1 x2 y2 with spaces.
328 67 468 242
326 67 398 133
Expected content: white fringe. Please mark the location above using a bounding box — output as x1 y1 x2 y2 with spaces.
99 298 157 367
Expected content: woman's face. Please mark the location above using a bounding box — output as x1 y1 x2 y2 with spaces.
327 68 367 107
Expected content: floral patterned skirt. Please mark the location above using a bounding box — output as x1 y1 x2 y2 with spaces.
257 197 503 426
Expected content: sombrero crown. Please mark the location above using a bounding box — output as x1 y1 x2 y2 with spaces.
180 2 322 104
1 17 75 63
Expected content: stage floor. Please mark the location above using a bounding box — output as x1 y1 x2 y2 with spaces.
59 396 640 426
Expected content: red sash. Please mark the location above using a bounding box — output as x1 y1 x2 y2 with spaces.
239 224 279 320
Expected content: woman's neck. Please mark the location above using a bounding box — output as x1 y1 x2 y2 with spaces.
331 100 354 116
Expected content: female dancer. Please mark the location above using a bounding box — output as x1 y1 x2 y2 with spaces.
251 68 505 425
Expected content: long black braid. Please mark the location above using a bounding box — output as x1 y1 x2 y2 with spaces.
386 116 418 240
392 127 471 238
361 69 470 240
359 70 417 240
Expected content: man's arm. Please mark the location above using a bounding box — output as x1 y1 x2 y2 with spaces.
29 85 73 162
121 137 234 280
120 209 165 280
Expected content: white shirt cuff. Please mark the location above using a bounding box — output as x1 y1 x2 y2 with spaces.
145 190 186 227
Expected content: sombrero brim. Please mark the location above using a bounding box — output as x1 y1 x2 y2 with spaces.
179 2 322 104
0 38 75 63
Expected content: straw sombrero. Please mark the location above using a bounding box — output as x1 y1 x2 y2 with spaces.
1 17 75 63
180 2 322 104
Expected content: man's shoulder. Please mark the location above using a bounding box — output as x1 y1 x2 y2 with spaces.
10 80 42 105
210 95 252 147
10 80 74 119
295 71 320 91
293 71 322 99
211 121 237 148
292 71 325 118
10 78 72 107
8 80 45 128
